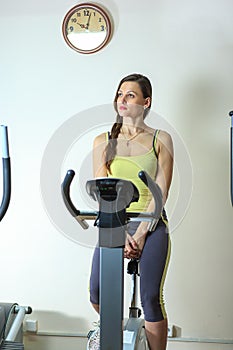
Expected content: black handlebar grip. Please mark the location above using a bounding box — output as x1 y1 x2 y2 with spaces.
61 170 80 217
63 169 75 190
229 111 233 116
138 170 163 219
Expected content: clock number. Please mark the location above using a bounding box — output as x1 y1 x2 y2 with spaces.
100 25 105 31
84 9 90 16
99 17 102 22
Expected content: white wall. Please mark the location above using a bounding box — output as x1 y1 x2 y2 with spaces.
0 0 233 349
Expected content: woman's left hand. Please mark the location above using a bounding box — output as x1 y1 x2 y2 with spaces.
124 231 147 259
132 232 147 255
124 234 140 259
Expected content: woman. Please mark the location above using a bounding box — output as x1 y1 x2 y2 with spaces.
88 73 173 350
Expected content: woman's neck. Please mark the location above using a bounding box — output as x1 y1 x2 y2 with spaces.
121 120 146 136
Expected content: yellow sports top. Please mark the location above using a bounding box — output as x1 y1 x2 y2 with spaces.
107 130 159 212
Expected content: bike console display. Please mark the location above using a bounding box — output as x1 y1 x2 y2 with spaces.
86 178 139 205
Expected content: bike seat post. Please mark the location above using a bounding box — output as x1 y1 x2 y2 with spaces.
127 259 142 318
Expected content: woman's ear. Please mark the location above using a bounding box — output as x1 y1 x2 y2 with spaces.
144 97 151 109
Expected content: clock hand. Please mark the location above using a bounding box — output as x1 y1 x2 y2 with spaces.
68 20 86 33
77 22 86 28
86 13 92 29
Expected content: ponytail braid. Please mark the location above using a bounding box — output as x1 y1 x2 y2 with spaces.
105 114 122 174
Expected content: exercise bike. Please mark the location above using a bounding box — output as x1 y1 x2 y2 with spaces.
0 125 32 350
62 169 162 350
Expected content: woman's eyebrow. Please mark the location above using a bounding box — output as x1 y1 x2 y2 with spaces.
118 89 137 94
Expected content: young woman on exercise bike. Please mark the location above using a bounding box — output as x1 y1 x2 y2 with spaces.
88 73 174 350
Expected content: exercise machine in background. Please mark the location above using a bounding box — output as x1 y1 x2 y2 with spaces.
0 125 11 222
0 125 32 350
62 169 162 350
229 111 233 206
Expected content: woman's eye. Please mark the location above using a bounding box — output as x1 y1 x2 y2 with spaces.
117 92 135 99
128 93 135 98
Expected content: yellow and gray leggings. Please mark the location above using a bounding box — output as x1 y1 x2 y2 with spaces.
89 214 171 322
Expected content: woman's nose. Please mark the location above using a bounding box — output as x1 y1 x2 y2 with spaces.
119 94 127 103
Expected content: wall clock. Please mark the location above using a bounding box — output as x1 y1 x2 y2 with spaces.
62 3 112 54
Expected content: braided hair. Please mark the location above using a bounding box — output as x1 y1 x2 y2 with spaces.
105 73 152 173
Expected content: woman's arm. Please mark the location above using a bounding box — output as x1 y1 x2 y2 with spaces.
93 133 108 177
125 130 174 258
155 130 174 205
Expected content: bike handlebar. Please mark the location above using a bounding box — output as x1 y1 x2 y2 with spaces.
61 169 163 231
62 169 79 217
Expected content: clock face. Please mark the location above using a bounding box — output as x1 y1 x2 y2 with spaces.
62 3 112 54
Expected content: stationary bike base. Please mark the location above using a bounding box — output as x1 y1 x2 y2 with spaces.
123 318 149 350
62 171 162 349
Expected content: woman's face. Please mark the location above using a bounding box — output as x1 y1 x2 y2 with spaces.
116 81 150 119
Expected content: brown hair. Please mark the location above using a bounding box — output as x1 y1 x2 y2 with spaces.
105 73 152 173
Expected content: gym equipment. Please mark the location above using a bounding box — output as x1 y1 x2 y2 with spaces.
62 169 163 349
229 111 233 206
0 125 11 222
0 125 32 349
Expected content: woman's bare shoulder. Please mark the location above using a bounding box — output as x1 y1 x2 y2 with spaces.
145 127 172 143
93 132 108 146
157 130 173 154
158 129 172 141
